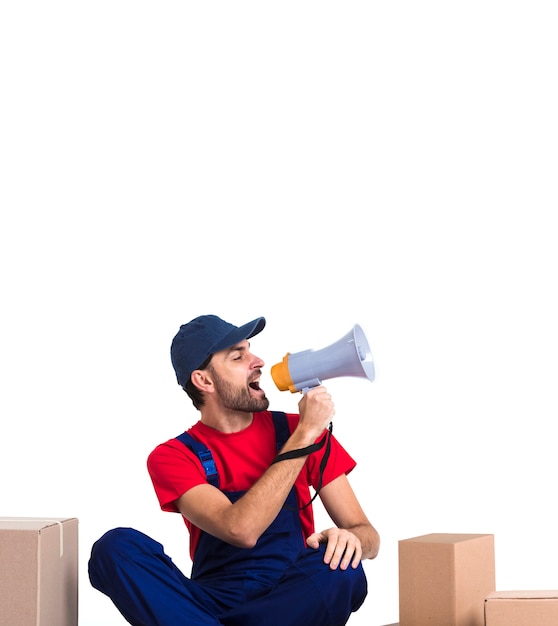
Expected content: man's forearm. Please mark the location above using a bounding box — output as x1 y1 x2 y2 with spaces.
348 522 380 560
224 444 310 546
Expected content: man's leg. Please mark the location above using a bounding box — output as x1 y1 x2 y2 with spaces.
220 545 368 626
88 527 223 626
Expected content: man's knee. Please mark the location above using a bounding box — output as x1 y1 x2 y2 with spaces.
91 527 156 558
89 527 160 592
320 564 368 624
295 547 368 616
90 527 135 565
343 563 368 611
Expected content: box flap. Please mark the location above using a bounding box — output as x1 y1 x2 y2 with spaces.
487 590 558 601
400 532 494 545
0 517 75 531
0 518 78 557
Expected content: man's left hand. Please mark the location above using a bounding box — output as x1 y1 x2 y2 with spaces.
306 527 363 570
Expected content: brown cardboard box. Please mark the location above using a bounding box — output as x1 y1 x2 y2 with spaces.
485 591 558 625
398 533 495 626
0 517 78 626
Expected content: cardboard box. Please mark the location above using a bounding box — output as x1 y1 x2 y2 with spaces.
0 517 78 626
485 591 558 625
398 533 495 626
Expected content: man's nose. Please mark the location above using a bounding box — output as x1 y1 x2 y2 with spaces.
251 354 265 369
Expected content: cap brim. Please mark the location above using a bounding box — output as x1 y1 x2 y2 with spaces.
211 317 266 354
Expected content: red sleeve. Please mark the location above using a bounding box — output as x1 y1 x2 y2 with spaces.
147 438 207 512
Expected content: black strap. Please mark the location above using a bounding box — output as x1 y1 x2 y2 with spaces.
271 421 333 509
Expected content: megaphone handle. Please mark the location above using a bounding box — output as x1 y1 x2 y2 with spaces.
298 378 322 394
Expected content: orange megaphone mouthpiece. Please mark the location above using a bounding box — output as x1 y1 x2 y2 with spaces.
270 354 296 393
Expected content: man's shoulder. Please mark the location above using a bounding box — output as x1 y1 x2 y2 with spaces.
147 433 196 464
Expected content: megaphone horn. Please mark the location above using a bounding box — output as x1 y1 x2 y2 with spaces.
271 324 375 393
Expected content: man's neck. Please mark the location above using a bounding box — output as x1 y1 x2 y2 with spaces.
199 408 255 434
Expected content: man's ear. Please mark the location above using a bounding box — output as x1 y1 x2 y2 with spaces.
190 369 214 393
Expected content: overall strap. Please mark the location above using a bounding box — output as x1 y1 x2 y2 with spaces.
270 410 290 453
175 432 219 488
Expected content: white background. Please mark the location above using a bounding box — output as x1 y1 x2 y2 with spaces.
1 2 557 625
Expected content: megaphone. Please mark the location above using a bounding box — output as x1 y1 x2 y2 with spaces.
271 324 375 393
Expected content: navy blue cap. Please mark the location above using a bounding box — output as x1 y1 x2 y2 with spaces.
170 315 266 387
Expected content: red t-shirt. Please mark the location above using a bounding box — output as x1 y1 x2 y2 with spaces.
147 411 356 560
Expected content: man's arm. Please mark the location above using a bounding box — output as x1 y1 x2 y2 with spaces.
307 473 380 570
176 450 306 548
176 387 334 548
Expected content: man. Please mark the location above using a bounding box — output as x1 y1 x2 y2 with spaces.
89 314 380 625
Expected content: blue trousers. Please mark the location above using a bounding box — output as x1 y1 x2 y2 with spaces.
88 527 368 626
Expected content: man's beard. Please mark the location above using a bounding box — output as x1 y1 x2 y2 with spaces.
211 369 270 413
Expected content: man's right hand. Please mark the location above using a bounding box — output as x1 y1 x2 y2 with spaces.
296 385 335 442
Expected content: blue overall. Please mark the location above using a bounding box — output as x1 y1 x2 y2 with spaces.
88 412 367 625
